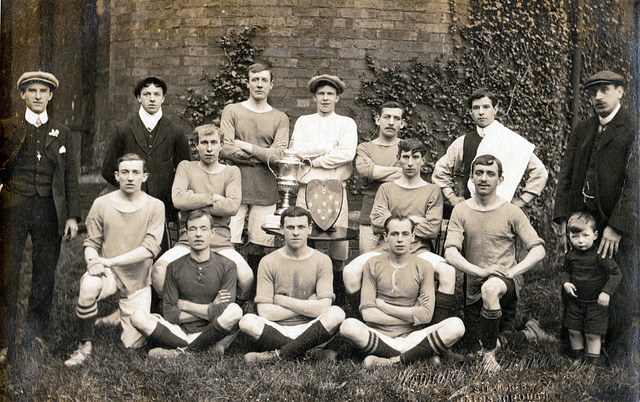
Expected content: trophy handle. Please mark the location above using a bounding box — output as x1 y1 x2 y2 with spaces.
299 158 312 179
267 154 278 177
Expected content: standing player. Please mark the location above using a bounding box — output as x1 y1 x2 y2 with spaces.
445 154 546 373
221 63 289 269
354 101 403 253
130 209 242 357
340 215 465 368
239 206 345 363
290 74 357 270
432 88 547 208
64 154 164 366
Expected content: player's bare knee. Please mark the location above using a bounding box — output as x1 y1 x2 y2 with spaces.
339 318 362 338
239 314 263 338
237 263 254 287
321 306 345 330
220 303 243 327
78 274 103 300
442 316 465 340
481 278 505 301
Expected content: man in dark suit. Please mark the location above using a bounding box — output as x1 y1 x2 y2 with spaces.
101 76 191 224
554 70 639 359
0 71 80 364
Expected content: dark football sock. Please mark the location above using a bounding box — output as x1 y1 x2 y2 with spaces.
480 307 502 350
76 302 98 342
256 323 293 351
279 321 333 360
346 290 361 319
147 323 189 348
431 291 457 324
361 330 400 358
187 319 230 352
399 328 447 364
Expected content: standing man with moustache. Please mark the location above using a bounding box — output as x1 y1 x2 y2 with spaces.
554 70 639 358
0 72 80 364
354 101 404 254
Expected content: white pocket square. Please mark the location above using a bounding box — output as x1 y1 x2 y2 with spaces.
59 146 66 154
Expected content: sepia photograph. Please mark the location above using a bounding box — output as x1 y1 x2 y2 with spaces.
1 0 638 400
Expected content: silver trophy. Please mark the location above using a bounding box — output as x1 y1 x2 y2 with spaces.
267 149 311 215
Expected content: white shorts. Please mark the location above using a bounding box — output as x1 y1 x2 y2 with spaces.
230 203 277 247
88 268 151 348
366 324 438 353
152 314 202 344
259 316 321 340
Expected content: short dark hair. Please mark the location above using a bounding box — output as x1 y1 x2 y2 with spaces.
247 63 273 81
398 138 426 158
134 76 167 97
185 209 215 229
468 88 498 109
567 212 597 234
117 153 147 173
280 206 313 227
471 154 503 177
379 101 404 116
193 124 222 144
383 215 415 234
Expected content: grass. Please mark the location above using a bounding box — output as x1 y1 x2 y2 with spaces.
2 215 639 400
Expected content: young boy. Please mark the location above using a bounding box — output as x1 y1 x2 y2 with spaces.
562 211 622 367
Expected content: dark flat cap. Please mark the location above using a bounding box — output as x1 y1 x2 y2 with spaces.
307 74 345 95
134 76 167 97
17 71 59 91
583 70 625 88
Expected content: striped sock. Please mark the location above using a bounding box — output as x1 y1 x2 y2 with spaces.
399 329 447 364
361 331 400 358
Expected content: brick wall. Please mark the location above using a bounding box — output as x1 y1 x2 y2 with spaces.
93 0 455 171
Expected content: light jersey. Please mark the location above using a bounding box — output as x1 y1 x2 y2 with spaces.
360 253 435 338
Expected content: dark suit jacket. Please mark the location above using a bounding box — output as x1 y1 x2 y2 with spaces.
0 117 80 234
101 114 191 219
554 108 639 235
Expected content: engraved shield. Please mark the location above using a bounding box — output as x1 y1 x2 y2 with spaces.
306 179 343 231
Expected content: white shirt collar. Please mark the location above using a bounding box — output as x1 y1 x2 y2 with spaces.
139 106 163 131
476 120 498 137
25 108 48 126
599 103 621 126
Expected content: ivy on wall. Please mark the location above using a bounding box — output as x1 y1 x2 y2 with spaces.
356 0 634 266
181 25 262 128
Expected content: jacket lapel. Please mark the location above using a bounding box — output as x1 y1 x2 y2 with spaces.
596 109 626 151
130 117 148 154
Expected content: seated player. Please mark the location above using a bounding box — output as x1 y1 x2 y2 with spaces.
562 212 622 367
130 209 243 358
151 124 254 306
239 206 345 363
343 139 458 324
340 215 466 368
65 154 165 366
445 154 546 373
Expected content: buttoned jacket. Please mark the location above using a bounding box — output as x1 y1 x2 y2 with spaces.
0 117 80 234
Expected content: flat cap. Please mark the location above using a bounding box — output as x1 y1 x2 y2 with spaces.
17 71 59 91
134 76 168 97
307 74 345 95
583 70 625 88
